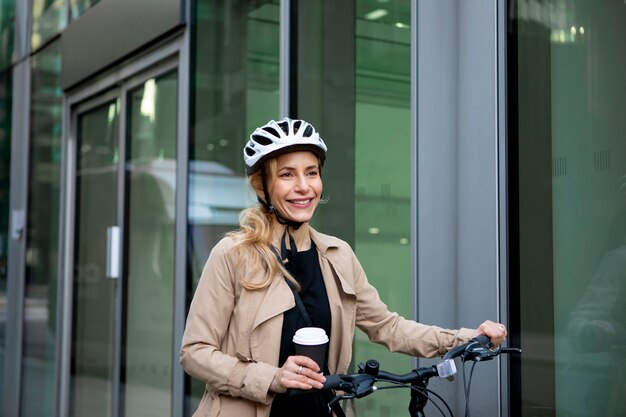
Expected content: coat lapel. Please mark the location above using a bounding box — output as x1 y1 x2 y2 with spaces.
251 273 295 330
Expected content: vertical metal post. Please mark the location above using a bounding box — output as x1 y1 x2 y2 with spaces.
172 14 191 417
410 0 418 327
496 0 510 415
279 0 291 118
5 58 31 417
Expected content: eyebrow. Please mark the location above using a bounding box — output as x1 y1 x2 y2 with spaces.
277 165 319 171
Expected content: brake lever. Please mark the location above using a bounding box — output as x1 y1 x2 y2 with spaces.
463 345 522 362
463 345 500 362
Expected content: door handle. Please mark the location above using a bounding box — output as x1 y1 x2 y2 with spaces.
106 226 120 279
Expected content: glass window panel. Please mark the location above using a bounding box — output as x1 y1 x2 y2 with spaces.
0 67 12 411
185 0 279 413
70 99 119 417
31 0 67 50
510 0 626 416
22 40 62 417
352 2 412 417
0 0 16 70
70 0 101 20
124 70 178 417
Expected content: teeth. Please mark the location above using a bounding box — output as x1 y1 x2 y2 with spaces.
292 199 310 205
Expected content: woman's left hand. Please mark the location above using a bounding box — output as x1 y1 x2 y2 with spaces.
473 320 508 347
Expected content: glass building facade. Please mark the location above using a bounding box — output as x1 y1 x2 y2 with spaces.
0 1 623 417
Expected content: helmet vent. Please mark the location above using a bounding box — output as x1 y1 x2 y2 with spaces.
303 125 313 137
277 121 289 134
244 146 256 156
261 126 280 138
251 134 273 146
293 120 302 133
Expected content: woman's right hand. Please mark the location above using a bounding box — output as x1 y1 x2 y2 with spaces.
270 355 326 393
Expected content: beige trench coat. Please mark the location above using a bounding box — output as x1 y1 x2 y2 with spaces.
180 225 475 417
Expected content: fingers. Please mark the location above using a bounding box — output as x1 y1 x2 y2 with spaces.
476 320 508 347
276 356 326 391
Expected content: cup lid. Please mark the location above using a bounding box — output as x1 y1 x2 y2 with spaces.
292 327 329 345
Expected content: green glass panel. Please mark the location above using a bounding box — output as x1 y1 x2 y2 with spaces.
0 0 16 70
186 0 279 413
512 1 626 415
22 40 62 417
31 0 67 50
70 100 119 417
124 70 178 417
352 2 411 417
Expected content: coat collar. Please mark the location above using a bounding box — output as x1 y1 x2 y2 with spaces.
309 225 343 254
251 225 354 331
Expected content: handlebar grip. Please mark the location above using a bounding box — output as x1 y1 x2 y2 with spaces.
322 374 345 390
443 334 495 360
473 334 494 348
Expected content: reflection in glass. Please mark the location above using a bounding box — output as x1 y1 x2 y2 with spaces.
22 40 62 417
0 67 11 411
0 0 16 70
31 0 67 50
186 1 279 413
511 0 626 415
124 71 178 417
70 100 119 417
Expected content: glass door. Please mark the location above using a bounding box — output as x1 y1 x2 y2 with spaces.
69 67 178 417
71 97 120 417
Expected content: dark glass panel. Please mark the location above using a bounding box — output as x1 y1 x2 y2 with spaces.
509 1 626 415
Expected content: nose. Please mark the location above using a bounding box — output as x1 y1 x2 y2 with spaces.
294 174 309 192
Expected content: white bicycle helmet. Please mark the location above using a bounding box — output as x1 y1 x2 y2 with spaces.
243 117 327 175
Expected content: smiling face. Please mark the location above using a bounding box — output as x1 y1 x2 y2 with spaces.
266 151 323 223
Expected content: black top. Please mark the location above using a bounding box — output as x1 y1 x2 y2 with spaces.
269 243 333 417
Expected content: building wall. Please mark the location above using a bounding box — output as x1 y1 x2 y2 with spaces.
6 1 501 416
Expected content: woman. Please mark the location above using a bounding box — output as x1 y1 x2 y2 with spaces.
180 118 507 417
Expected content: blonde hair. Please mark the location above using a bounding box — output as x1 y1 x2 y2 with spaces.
227 159 300 290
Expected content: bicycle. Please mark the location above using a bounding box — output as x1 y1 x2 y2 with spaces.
320 335 521 417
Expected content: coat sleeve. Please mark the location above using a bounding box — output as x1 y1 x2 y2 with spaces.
179 238 278 404
347 246 475 358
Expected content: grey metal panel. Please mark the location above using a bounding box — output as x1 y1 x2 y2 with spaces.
172 23 190 417
496 0 511 414
12 0 31 61
410 0 418 329
60 0 183 90
417 0 500 415
279 0 291 118
4 58 30 417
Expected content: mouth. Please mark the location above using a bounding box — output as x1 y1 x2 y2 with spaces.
288 198 313 206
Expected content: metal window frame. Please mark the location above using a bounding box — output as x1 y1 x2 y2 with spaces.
4 57 31 417
3 0 33 412
496 1 510 415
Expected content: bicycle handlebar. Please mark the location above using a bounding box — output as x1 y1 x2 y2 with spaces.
291 336 521 416
320 335 521 397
